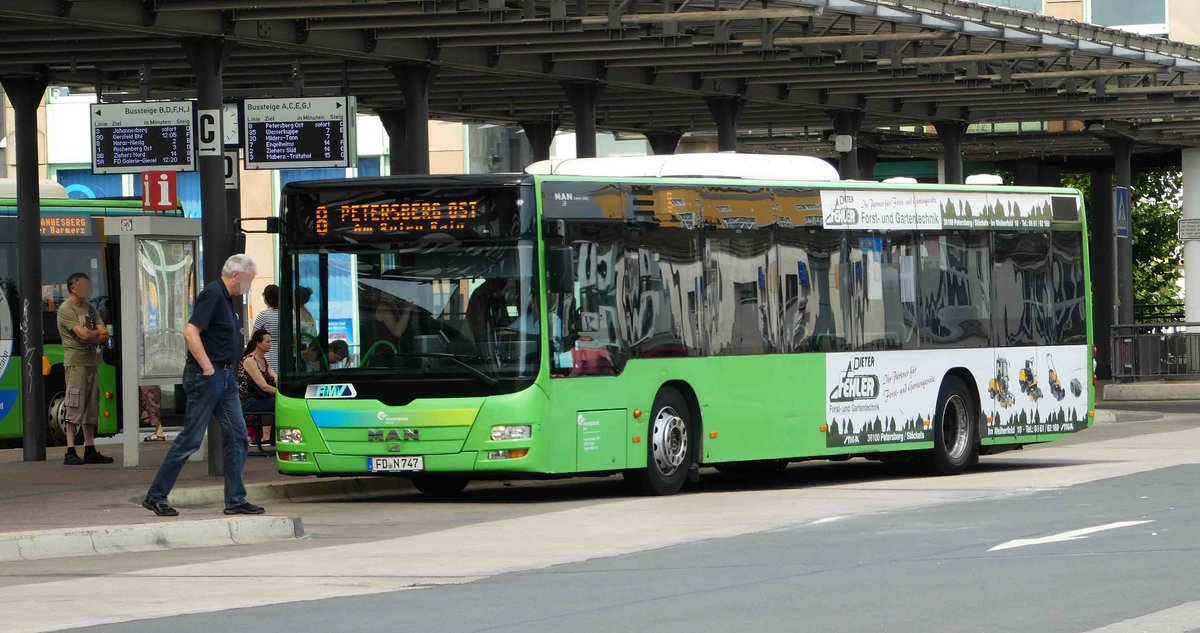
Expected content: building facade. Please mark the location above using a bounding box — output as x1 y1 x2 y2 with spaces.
984 0 1192 42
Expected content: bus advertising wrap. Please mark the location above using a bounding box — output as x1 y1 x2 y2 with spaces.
825 346 1090 448
820 190 1076 231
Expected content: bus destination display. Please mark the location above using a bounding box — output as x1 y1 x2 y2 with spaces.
243 97 357 169
315 200 481 237
91 102 194 174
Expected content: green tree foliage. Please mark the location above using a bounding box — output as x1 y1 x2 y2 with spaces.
1061 171 1182 305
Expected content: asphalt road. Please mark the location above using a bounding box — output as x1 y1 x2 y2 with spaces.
63 423 1200 633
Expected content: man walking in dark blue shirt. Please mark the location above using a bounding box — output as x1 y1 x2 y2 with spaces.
143 254 265 517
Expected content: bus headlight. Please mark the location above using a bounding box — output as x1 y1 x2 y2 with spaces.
277 428 304 444
491 425 532 441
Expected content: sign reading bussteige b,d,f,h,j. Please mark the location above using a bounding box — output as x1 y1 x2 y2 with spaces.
242 96 357 170
91 101 195 174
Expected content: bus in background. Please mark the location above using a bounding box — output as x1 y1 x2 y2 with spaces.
272 154 1093 496
0 179 184 445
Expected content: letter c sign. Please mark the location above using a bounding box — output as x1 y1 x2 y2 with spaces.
197 109 221 156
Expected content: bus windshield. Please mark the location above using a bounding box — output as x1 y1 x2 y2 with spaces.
285 240 540 389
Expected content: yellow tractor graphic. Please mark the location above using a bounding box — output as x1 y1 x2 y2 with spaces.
988 357 1016 408
1019 357 1043 401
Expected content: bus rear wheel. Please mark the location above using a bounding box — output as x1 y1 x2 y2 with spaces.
921 376 978 476
625 387 695 496
411 477 469 498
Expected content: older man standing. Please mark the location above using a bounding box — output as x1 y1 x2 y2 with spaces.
143 254 265 517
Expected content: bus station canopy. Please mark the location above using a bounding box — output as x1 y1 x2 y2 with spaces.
3 0 1200 165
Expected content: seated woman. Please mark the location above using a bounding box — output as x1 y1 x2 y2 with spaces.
237 328 278 450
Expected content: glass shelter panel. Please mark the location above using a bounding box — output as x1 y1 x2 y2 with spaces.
137 239 196 379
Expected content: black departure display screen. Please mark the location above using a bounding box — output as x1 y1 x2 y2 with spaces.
93 125 191 172
283 183 531 245
245 120 346 167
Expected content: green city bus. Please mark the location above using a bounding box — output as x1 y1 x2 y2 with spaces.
273 154 1093 495
0 181 182 445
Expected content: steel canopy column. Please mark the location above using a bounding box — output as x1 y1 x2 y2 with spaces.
0 71 49 461
520 120 558 163
563 82 602 158
377 109 407 175
1184 149 1200 323
857 133 878 181
1013 160 1040 186
646 130 683 156
829 111 864 180
706 97 742 152
392 64 433 174
934 121 968 185
1038 163 1063 187
1109 137 1135 327
1090 170 1115 379
183 37 231 475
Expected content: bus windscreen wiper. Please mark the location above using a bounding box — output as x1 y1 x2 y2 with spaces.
391 352 499 386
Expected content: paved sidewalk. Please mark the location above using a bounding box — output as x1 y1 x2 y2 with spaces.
0 440 298 533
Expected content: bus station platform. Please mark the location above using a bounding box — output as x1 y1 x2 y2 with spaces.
0 440 413 563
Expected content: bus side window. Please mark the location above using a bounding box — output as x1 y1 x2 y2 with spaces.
549 221 629 377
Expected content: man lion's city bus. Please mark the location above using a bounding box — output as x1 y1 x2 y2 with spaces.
0 180 183 446
273 153 1093 496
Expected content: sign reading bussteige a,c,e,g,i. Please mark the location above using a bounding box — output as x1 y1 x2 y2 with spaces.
242 96 357 170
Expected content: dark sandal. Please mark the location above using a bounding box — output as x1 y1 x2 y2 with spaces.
143 432 167 442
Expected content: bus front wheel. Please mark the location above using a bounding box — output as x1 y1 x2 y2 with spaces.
921 376 978 476
625 387 695 496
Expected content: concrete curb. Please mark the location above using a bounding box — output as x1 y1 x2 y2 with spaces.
1103 381 1200 401
0 515 302 563
136 476 415 509
1094 409 1165 424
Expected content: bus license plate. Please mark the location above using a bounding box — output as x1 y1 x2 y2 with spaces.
367 456 424 472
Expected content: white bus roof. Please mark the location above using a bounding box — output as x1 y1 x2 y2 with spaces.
526 153 840 182
0 179 69 199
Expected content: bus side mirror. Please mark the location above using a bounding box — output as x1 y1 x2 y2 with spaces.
547 247 574 294
237 217 280 234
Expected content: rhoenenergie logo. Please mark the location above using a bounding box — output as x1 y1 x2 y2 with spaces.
829 357 880 403
305 383 357 399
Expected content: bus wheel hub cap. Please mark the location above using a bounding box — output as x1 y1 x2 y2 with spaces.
652 407 687 474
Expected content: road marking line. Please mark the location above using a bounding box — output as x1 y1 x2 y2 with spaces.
809 516 846 525
989 520 1154 552
1086 599 1200 632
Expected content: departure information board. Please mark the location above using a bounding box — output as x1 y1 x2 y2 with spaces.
91 102 194 174
283 184 525 245
243 97 357 169
315 200 482 237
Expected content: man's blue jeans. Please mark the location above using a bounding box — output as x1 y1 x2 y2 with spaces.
147 365 248 508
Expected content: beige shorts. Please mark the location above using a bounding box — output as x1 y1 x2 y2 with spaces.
65 365 100 427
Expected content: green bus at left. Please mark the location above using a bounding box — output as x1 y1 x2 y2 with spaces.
0 184 182 445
